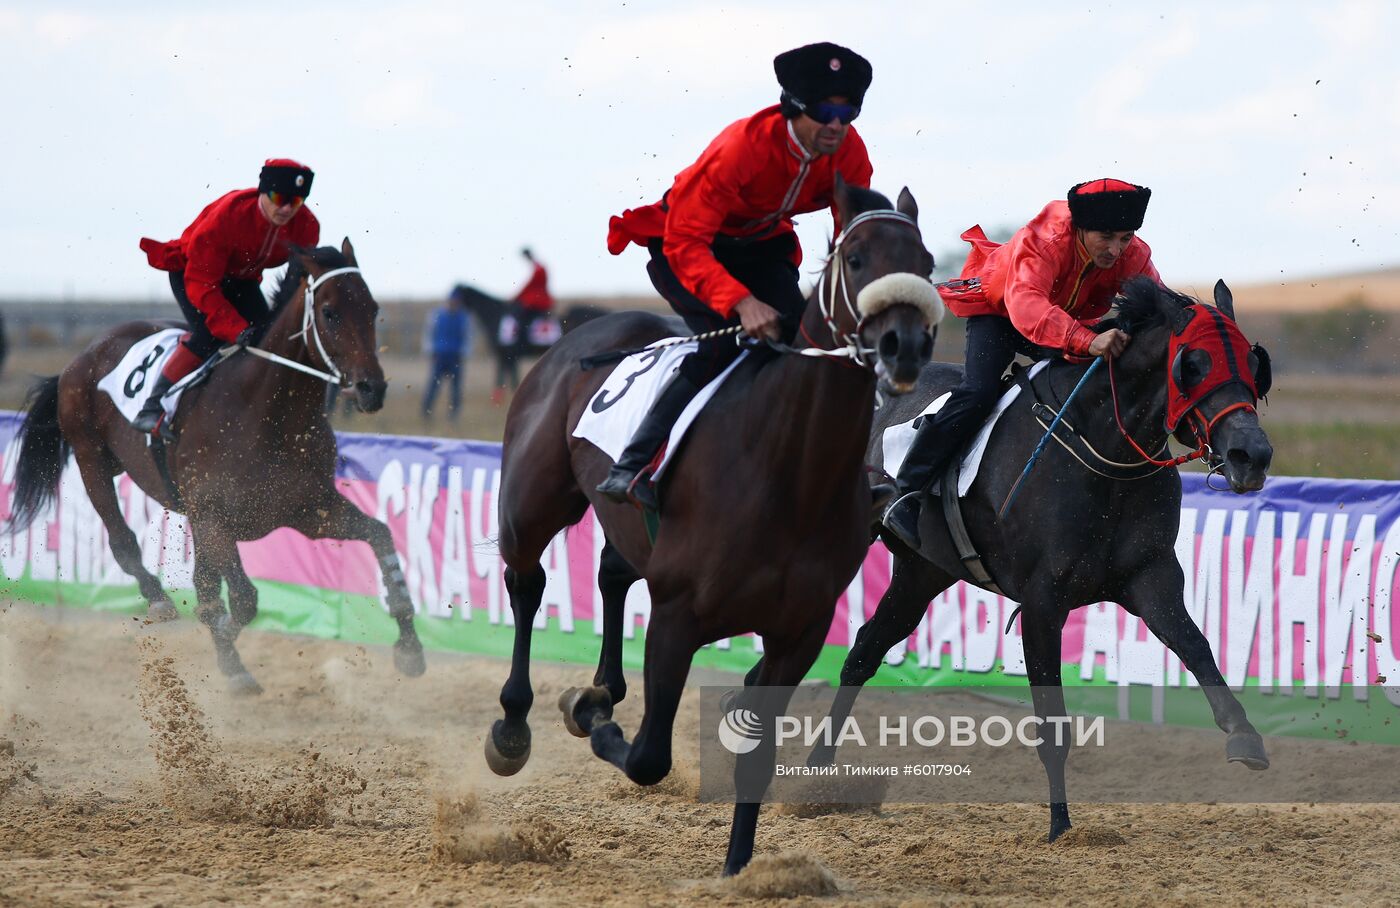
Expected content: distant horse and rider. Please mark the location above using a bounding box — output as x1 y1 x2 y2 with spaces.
449 283 608 402
6 240 428 694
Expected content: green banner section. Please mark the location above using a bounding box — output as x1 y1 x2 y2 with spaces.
11 569 1395 746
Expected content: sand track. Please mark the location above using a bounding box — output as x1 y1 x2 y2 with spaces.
0 602 1396 907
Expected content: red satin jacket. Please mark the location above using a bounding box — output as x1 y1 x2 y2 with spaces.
607 105 873 317
140 188 320 341
515 263 553 312
938 200 1159 355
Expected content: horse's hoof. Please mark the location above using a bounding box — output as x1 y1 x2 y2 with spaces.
1227 731 1270 770
393 639 427 678
485 720 531 776
1047 803 1072 843
147 600 179 623
558 686 613 738
227 671 263 697
558 688 589 737
806 743 837 769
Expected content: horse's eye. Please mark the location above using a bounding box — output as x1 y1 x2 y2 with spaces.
846 253 863 270
323 305 340 322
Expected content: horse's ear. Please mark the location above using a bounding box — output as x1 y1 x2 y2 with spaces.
896 187 919 223
1213 279 1236 321
287 245 313 272
833 172 855 226
341 237 358 267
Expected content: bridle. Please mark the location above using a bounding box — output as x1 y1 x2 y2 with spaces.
242 265 361 386
1105 303 1260 473
793 208 924 369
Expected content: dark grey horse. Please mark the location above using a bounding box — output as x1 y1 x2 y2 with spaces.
810 277 1274 842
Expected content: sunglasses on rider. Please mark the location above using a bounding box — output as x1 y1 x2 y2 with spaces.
266 191 305 210
792 97 860 125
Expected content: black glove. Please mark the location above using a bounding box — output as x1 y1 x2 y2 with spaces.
236 324 259 347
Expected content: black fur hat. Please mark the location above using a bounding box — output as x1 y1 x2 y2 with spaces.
773 43 872 109
1067 178 1151 231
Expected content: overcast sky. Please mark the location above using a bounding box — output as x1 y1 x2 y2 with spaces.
1 1 1394 303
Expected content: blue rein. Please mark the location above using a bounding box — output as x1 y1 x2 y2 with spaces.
997 357 1103 520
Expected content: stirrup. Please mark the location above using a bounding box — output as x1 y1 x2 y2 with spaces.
882 490 923 551
596 466 639 504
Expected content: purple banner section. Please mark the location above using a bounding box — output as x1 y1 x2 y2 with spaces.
2 409 1399 702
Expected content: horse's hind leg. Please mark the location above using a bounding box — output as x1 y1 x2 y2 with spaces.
69 439 175 621
808 554 955 767
310 494 425 678
1126 557 1268 769
560 539 639 737
586 602 700 787
190 521 261 696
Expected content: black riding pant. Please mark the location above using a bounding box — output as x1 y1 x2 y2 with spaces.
896 315 1047 493
645 233 805 385
169 272 269 359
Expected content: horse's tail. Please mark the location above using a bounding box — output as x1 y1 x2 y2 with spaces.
6 376 71 533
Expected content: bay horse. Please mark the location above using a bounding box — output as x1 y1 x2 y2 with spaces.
485 181 942 876
810 277 1274 842
449 283 608 398
5 240 426 694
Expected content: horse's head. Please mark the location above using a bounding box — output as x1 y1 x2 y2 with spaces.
1115 277 1273 492
817 177 942 393
288 239 388 412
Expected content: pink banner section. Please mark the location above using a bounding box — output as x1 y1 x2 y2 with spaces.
3 414 1400 698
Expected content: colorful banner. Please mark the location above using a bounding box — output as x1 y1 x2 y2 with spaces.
2 411 1398 741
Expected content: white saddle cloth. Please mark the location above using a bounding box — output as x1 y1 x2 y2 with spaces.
573 339 748 480
881 360 1049 497
96 329 193 426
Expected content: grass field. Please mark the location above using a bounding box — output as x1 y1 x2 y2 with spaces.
1 341 1393 482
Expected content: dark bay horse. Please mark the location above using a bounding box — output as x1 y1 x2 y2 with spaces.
485 181 942 876
6 240 426 694
812 277 1274 841
449 284 608 399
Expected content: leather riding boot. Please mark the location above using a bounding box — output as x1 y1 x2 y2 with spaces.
131 374 176 434
596 374 702 508
881 419 969 551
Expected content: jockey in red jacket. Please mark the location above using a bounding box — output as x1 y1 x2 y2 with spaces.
132 158 319 435
596 41 875 508
514 247 554 313
882 179 1158 549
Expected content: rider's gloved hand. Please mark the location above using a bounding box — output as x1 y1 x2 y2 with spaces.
235 324 258 347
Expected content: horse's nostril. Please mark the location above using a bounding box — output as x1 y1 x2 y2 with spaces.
879 331 898 359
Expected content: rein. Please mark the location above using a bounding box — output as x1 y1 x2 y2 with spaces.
244 266 361 385
1107 357 1209 468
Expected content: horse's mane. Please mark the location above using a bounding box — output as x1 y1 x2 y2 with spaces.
262 246 351 340
1112 275 1199 334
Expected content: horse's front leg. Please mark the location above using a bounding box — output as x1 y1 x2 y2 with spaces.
559 539 639 737
314 494 426 678
808 553 956 768
190 521 262 696
1021 604 1072 842
1126 557 1269 769
485 563 547 775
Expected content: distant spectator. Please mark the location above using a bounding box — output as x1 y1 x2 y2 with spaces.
421 289 473 421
